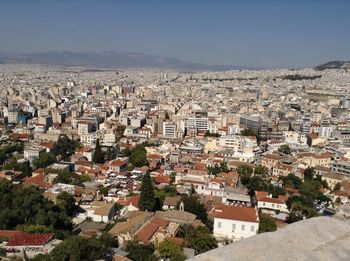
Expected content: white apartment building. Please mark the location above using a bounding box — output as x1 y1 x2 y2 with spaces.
212 204 259 242
24 146 46 161
185 117 208 131
227 124 242 135
219 135 258 151
319 126 334 138
8 110 19 124
283 131 308 146
103 132 116 146
256 192 289 215
78 121 93 135
80 133 97 145
163 122 177 139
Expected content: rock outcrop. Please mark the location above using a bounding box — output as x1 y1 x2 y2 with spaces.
190 216 350 261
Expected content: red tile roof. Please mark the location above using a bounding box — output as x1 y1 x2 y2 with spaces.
0 230 21 239
116 196 140 207
24 174 52 189
7 233 54 246
212 204 259 223
154 175 171 185
136 223 159 243
110 160 127 167
150 217 169 228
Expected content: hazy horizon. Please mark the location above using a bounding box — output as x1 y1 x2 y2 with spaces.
1 0 350 68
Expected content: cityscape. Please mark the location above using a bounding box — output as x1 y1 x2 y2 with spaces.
1 1 350 261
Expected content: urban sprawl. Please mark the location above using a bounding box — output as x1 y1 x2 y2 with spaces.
1 64 350 260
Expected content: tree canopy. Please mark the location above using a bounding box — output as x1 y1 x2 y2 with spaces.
177 195 208 224
124 241 156 261
125 143 149 167
33 234 117 261
207 163 229 176
158 239 184 260
33 152 56 169
183 226 217 254
278 144 291 155
53 170 91 185
139 173 156 211
52 135 80 160
241 128 257 137
258 214 277 233
92 139 104 164
0 179 72 231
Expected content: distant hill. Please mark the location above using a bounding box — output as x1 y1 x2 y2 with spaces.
0 51 247 71
315 61 350 71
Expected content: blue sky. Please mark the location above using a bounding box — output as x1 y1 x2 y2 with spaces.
1 0 350 68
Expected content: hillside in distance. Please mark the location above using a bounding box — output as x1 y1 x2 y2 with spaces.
315 61 350 70
0 51 247 71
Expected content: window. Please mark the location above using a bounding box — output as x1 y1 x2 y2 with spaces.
272 204 275 208
218 222 221 228
241 224 245 231
251 226 254 232
232 224 236 231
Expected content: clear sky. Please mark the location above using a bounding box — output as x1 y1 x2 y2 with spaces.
1 0 350 68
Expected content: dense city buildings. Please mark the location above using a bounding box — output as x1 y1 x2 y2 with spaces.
1 63 350 260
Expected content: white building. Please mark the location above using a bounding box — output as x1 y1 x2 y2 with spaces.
185 117 208 131
212 204 259 242
163 122 177 139
24 146 46 161
78 121 93 135
8 110 19 124
256 191 289 215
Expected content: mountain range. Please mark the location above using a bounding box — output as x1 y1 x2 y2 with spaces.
0 51 246 71
315 61 350 70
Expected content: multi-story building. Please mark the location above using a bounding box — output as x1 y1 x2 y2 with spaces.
212 204 259 242
8 110 19 124
163 122 177 139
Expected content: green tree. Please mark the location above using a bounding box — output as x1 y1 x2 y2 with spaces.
241 128 256 137
0 179 72 231
93 139 104 164
139 173 156 211
105 146 118 161
57 192 76 216
17 224 54 234
185 226 217 254
128 143 150 167
52 135 80 160
237 165 253 185
154 185 177 207
0 247 6 257
99 187 109 196
177 195 208 224
158 239 182 259
53 170 77 185
333 182 341 192
99 232 118 249
258 214 277 233
2 157 31 176
0 150 7 165
47 236 107 261
303 167 315 180
254 165 268 177
124 241 156 261
280 173 302 189
208 163 229 176
287 202 319 223
278 144 291 155
33 152 56 169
